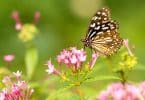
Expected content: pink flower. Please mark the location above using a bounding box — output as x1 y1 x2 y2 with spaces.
89 53 99 69
98 83 140 100
46 47 100 76
3 55 15 62
57 47 86 70
45 60 61 76
0 71 33 100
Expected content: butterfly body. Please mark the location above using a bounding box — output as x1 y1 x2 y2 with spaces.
82 7 123 56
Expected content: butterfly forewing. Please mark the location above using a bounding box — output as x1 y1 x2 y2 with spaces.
82 7 123 56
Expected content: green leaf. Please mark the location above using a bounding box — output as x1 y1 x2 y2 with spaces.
46 84 74 100
25 47 38 80
85 75 121 83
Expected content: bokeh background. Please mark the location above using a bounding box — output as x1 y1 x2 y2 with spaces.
0 0 145 99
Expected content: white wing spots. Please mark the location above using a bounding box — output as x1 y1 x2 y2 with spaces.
97 22 100 25
90 23 96 28
110 26 115 29
97 32 103 35
104 17 107 21
92 16 98 21
107 23 111 25
97 11 101 15
83 7 123 56
101 24 105 27
102 26 109 30
102 7 109 12
107 21 117 30
102 12 107 16
94 26 100 30
89 31 96 38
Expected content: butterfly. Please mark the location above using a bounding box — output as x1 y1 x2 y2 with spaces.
81 7 123 56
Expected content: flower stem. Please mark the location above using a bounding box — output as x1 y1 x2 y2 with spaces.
119 70 126 85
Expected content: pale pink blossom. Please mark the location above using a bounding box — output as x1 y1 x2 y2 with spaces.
45 60 61 76
89 53 99 69
123 39 133 56
3 55 15 62
13 70 22 80
2 76 11 84
45 60 55 74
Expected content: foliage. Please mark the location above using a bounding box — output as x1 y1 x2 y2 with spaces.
0 0 145 99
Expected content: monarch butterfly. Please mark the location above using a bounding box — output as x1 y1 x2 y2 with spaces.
81 7 123 56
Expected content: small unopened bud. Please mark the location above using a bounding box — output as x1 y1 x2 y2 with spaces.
123 39 133 56
34 11 40 24
12 11 22 30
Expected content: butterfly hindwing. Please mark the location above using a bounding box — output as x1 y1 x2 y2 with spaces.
91 30 123 55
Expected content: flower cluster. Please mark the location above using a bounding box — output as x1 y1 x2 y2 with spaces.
12 11 40 42
45 47 99 75
0 71 34 100
98 82 145 100
119 52 137 70
57 47 86 70
18 24 38 42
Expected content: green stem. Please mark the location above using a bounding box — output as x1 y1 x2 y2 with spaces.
119 70 126 84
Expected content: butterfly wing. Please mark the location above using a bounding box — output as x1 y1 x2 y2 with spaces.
83 7 123 56
86 7 111 39
91 30 123 56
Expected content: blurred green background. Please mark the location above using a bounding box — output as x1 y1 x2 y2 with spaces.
0 0 145 99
